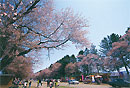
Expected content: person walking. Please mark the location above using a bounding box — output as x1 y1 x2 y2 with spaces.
39 79 42 86
24 80 28 88
55 80 58 88
47 79 50 87
50 82 53 88
37 80 39 87
29 80 32 88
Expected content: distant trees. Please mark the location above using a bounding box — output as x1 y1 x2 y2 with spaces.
49 63 62 78
70 55 77 63
90 44 97 55
78 53 101 75
56 55 72 77
77 44 102 75
36 54 79 79
65 63 77 77
100 33 120 56
36 62 62 79
0 0 89 72
99 33 121 72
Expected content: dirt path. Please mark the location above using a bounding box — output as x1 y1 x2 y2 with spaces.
58 82 112 88
1 81 112 88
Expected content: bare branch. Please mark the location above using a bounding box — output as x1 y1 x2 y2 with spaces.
47 21 64 38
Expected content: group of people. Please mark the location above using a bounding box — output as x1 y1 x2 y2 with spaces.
11 78 32 88
36 79 59 88
11 78 59 88
23 80 32 88
37 79 42 87
47 79 59 88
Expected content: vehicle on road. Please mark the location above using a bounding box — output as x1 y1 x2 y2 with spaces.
108 78 130 87
68 79 79 84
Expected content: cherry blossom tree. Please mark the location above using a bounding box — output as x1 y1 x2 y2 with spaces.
39 68 52 79
108 28 130 80
0 0 89 71
49 62 62 78
77 52 102 75
65 62 78 77
5 56 33 79
99 33 123 73
77 44 101 75
36 62 62 79
102 56 123 73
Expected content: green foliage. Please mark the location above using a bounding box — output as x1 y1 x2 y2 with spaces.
84 48 89 56
46 54 77 78
90 44 97 54
78 50 84 55
100 33 120 56
56 55 71 77
70 54 76 63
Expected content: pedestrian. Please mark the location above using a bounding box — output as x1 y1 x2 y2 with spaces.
95 78 100 85
52 79 54 87
55 80 58 88
38 79 42 86
37 80 39 87
24 80 28 88
91 75 95 83
29 80 32 88
47 79 50 87
50 82 53 88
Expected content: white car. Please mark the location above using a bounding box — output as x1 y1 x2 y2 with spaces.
68 79 79 84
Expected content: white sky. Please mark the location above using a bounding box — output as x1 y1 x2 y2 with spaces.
34 0 130 72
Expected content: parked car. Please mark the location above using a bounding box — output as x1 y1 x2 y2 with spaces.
68 79 79 84
108 78 130 87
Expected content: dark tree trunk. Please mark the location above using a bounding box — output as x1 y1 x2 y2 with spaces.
120 56 130 81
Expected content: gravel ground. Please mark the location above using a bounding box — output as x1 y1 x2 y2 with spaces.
31 81 112 88
58 82 112 88
2 81 130 88
1 81 129 88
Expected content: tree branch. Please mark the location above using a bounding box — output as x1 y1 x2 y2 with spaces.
23 0 40 15
7 0 40 26
43 37 70 49
17 48 32 56
47 21 64 38
18 25 49 39
14 0 22 10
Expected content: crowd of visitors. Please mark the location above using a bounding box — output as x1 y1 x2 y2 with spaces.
10 78 59 88
46 79 59 88
9 78 32 88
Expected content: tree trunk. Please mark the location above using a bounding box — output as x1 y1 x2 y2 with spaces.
116 67 120 78
97 65 100 74
120 56 130 81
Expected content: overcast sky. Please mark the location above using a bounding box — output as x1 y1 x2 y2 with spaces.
34 0 130 72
